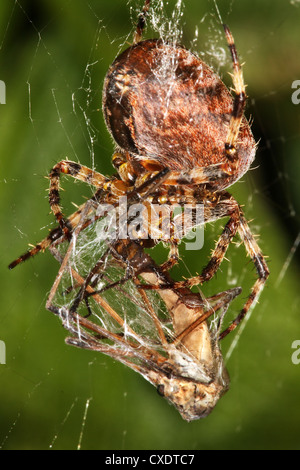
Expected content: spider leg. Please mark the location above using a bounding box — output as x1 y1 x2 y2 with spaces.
133 0 151 44
69 248 111 314
8 200 91 270
8 225 63 270
176 199 241 288
49 160 109 239
162 164 235 185
218 212 269 339
170 287 242 347
8 185 109 271
223 25 247 166
171 196 268 338
160 240 180 272
112 151 136 184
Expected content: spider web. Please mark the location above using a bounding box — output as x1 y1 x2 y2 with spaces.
1 0 300 451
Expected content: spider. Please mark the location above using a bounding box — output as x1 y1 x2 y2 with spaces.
9 0 269 340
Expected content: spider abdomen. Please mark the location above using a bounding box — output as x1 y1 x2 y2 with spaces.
103 39 256 188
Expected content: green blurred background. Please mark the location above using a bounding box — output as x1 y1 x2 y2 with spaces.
1 0 300 450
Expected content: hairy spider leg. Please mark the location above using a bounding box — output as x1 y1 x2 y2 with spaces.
161 164 236 185
133 0 151 44
49 161 110 240
169 194 269 339
223 24 247 168
219 212 269 339
8 180 111 270
8 200 93 269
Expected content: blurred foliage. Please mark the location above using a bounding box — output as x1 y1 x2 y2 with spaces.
0 0 300 450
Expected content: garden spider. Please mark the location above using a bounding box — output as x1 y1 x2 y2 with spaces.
10 0 269 340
